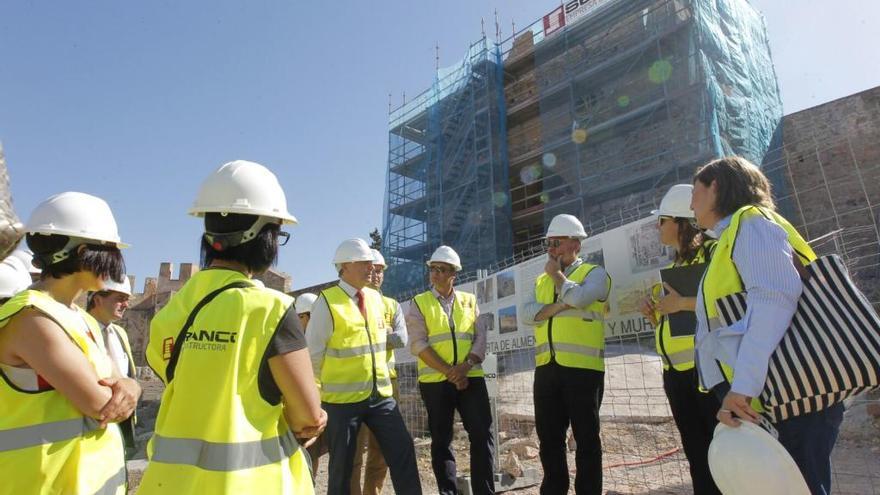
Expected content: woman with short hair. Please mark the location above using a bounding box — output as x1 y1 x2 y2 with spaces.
0 192 137 494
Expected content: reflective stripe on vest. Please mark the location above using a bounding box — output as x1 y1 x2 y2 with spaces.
94 466 127 495
655 243 713 371
139 269 313 494
413 290 483 383
535 262 608 371
699 206 815 400
320 285 392 403
0 290 126 495
0 416 99 452
151 431 300 471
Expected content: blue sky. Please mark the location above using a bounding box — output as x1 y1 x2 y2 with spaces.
1 1 878 291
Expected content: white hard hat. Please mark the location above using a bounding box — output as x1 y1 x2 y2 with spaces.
546 214 587 239
652 184 695 219
101 275 132 296
25 192 129 248
371 249 386 267
8 248 40 274
708 421 809 495
0 255 33 299
295 293 318 314
189 160 298 224
427 245 462 272
333 238 374 265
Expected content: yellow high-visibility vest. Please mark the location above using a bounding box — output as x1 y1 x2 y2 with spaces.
0 290 126 495
535 262 610 371
655 242 714 371
140 269 313 494
381 295 399 379
412 290 484 383
319 285 393 403
700 205 815 405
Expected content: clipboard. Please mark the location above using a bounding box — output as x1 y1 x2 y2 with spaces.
659 263 706 337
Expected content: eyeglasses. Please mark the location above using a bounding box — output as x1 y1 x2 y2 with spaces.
429 265 453 274
544 238 572 248
277 231 290 246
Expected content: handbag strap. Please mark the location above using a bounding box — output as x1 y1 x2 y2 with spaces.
165 281 253 382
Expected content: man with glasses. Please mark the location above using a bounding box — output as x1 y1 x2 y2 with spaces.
406 245 495 495
522 214 611 495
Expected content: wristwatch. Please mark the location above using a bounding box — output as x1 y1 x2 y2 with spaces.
465 356 478 366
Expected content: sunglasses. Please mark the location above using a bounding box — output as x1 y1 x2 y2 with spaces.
429 265 453 274
544 238 572 248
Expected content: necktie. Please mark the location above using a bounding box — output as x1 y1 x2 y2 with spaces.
356 290 367 320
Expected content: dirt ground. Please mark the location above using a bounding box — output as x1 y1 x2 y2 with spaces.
129 371 880 494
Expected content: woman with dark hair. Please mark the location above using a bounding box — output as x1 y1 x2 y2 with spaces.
691 156 843 494
640 184 720 495
139 160 325 494
0 192 137 494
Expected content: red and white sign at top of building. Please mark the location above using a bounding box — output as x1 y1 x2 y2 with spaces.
542 6 566 37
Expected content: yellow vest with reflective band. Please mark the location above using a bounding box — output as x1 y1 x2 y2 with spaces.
0 290 126 495
700 206 815 405
413 290 484 383
319 285 392 403
655 242 714 372
535 262 609 371
381 295 399 379
140 269 313 495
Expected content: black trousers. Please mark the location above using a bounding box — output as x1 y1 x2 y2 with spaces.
419 378 496 495
662 368 721 495
324 396 421 495
534 362 604 495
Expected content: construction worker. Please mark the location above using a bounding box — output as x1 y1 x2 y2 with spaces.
639 184 720 495
88 275 139 458
407 245 494 495
691 156 843 494
0 250 34 304
307 238 421 495
522 214 611 495
350 248 408 495
295 291 330 481
0 192 136 494
140 160 325 494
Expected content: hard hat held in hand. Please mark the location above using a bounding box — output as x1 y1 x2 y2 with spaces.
101 275 132 296
0 255 33 299
295 293 318 314
371 249 386 268
708 421 809 495
333 238 374 265
427 245 461 272
651 184 695 219
189 160 297 224
546 214 587 239
25 192 129 248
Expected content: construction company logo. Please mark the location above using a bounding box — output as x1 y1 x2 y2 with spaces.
543 6 565 36
183 329 238 352
544 0 614 37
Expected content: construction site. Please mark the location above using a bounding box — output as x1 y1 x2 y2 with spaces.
3 0 877 493
372 0 880 492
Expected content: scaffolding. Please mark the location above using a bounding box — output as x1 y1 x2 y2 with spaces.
383 39 511 297
382 0 781 297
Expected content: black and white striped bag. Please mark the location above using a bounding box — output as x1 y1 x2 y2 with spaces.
714 254 880 422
